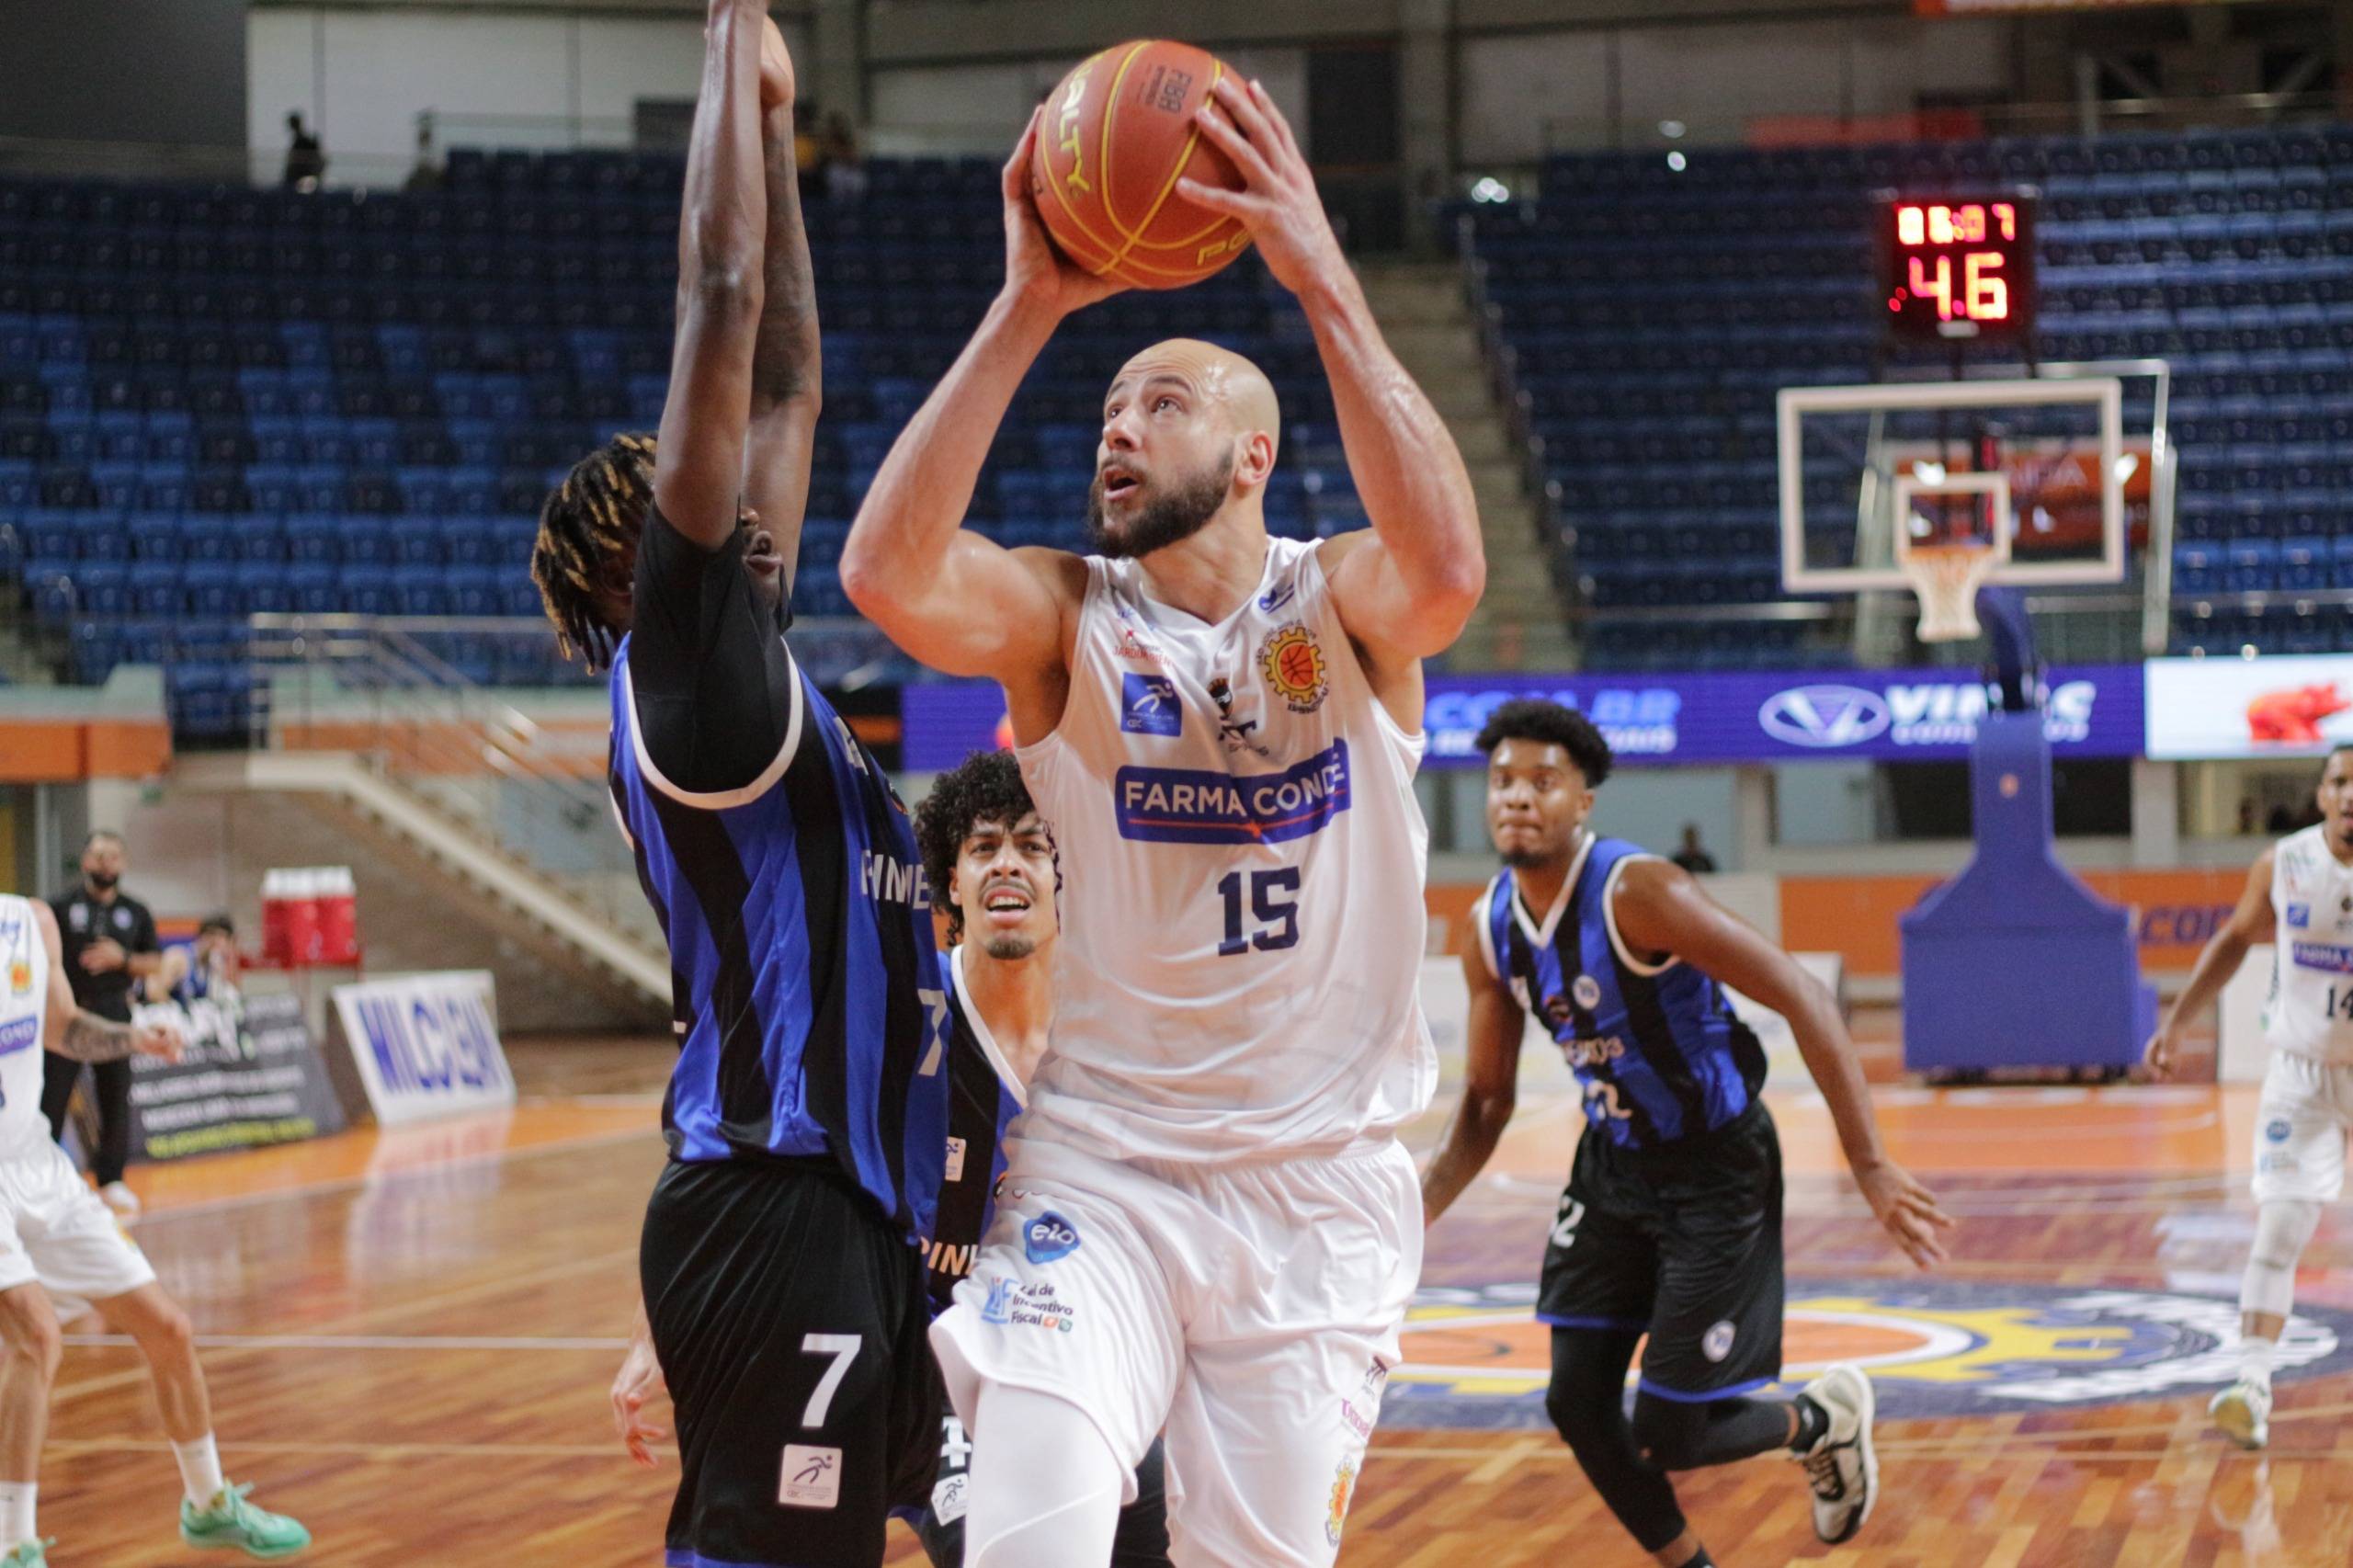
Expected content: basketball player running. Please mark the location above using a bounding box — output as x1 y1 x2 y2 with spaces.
2146 744 2353 1449
843 77 1483 1566
1421 701 1952 1568
536 13 949 1567
0 897 309 1566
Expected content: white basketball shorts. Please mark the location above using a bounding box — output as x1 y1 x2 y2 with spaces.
0 1139 155 1312
928 1134 1421 1567
2253 1051 2353 1204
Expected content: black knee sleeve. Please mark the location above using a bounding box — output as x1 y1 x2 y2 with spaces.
1632 1392 1798 1471
1549 1328 1687 1553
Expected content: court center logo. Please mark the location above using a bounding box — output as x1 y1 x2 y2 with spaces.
1258 624 1329 714
1380 1278 2353 1428
1758 685 1891 748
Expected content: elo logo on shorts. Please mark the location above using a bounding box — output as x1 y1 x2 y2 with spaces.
1381 1278 2353 1428
1113 741 1352 846
1024 1211 1082 1265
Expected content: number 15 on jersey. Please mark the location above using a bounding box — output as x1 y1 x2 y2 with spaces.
1218 869 1302 956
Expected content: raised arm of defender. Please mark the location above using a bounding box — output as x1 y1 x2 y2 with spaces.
1178 78 1484 676
1611 861 1954 1269
841 112 1120 725
739 20 822 590
654 0 770 548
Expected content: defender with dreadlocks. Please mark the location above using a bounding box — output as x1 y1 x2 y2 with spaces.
545 12 949 1568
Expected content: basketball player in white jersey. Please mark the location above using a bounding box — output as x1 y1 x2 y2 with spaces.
2145 744 2353 1449
841 78 1483 1568
0 896 309 1564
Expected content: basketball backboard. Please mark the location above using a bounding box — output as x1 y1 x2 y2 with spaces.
1777 373 2138 605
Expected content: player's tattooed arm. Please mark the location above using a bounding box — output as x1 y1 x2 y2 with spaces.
654 0 770 552
1180 77 1484 665
1614 858 1955 1269
2143 846 2273 1081
34 901 181 1063
741 19 820 592
1421 937 1528 1227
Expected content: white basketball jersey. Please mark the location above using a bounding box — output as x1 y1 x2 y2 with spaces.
0 895 51 1159
2267 825 2353 1065
1015 537 1436 1163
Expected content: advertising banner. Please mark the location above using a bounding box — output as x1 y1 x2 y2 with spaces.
331 971 516 1128
124 989 347 1163
904 665 2145 771
2145 656 2353 760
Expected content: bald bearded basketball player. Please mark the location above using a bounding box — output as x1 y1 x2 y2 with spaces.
843 78 1483 1568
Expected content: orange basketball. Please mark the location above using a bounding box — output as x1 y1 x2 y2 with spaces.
1279 642 1316 689
1029 40 1254 290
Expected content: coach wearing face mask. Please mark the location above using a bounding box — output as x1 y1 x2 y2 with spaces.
45 830 163 1217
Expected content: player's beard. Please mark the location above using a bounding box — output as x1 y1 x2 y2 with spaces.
981 933 1039 961
1498 846 1557 871
1086 443 1233 560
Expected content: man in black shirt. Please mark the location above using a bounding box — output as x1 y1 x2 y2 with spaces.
44 830 162 1216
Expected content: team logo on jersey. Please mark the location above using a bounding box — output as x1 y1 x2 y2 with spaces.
2267 1118 2293 1143
1257 623 1328 714
1024 1211 1082 1264
1206 676 1269 759
1572 974 1603 1011
1324 1456 1357 1547
1703 1321 1737 1363
1120 673 1183 737
2290 903 2313 929
1382 1278 2353 1426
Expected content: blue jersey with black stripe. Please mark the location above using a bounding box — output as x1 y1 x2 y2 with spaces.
1481 835 1765 1152
608 634 949 1238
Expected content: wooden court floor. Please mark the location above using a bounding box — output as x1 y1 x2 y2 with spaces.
31 1038 2353 1567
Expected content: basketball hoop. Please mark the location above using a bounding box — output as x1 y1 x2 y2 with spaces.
1904 542 1999 642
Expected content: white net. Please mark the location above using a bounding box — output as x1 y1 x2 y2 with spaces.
1904 543 2000 642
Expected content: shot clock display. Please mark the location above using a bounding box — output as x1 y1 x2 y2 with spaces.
1878 194 2037 342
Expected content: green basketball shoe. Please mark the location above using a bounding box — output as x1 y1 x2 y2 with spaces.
179 1483 310 1559
1 1540 51 1567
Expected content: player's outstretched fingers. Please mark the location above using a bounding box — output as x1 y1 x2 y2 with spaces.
1192 97 1278 193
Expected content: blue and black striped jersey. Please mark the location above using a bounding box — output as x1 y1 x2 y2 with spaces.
1480 834 1766 1153
610 632 949 1238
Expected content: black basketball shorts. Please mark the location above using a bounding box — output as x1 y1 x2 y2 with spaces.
1536 1103 1786 1403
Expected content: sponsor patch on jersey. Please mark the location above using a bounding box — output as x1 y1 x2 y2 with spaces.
1114 741 1353 846
1703 1320 1737 1362
7 960 28 996
1572 974 1603 1010
778 1445 842 1509
1259 579 1298 615
2267 1118 2293 1143
0 1016 37 1055
1258 623 1329 714
2289 902 2313 929
1023 1210 1081 1264
1120 673 1183 737
2291 941 2353 974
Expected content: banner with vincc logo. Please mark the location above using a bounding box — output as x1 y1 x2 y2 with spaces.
903 664 2145 770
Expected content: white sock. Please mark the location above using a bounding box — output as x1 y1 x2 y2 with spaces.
0 1482 35 1546
2241 1335 2277 1389
171 1434 224 1507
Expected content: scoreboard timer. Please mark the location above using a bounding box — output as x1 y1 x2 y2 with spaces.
1877 194 2038 342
